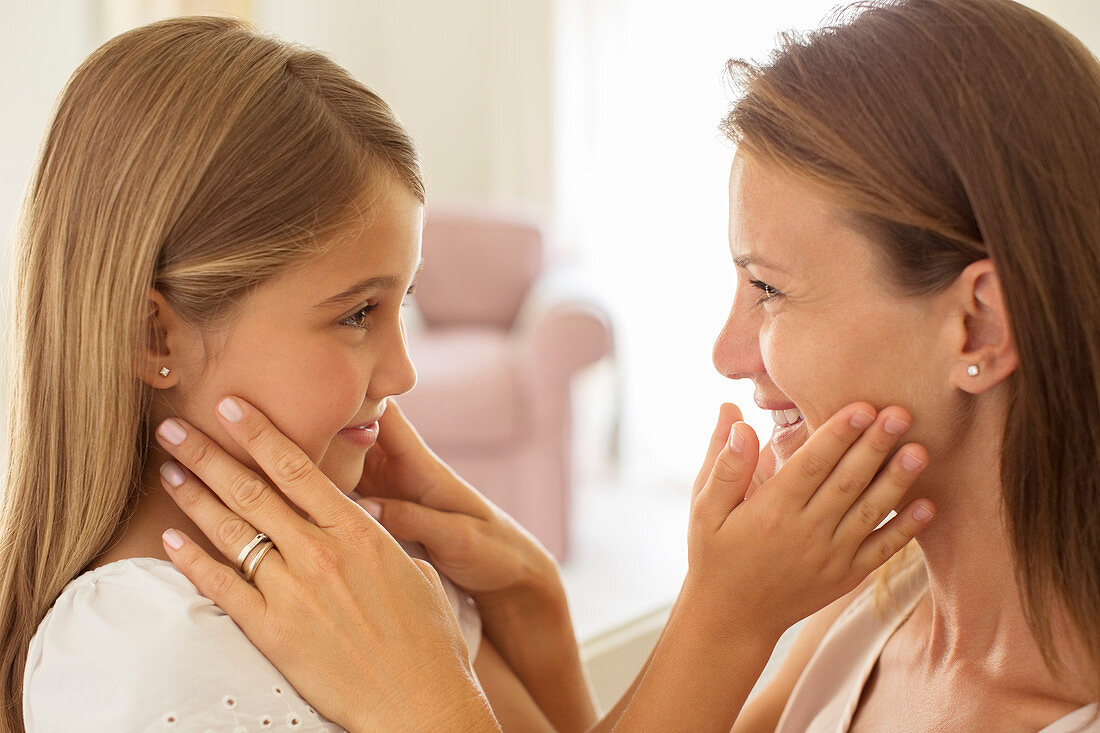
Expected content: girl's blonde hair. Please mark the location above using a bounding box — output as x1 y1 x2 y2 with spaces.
723 0 1100 694
0 16 423 729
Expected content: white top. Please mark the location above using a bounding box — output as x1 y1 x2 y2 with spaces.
23 541 482 732
775 558 1099 732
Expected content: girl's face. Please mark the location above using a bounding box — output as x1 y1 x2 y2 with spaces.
712 153 957 468
165 177 422 494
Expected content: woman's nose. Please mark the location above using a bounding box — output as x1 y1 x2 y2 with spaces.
712 295 765 380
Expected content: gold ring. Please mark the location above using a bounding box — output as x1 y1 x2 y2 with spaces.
236 532 268 569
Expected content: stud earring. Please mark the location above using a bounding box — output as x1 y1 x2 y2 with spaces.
966 364 980 377
159 366 171 377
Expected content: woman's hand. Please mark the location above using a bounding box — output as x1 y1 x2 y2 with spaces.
356 402 561 606
153 397 500 733
355 402 598 732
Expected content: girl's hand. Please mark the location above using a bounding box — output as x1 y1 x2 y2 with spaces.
153 397 499 733
686 401 932 642
610 402 932 732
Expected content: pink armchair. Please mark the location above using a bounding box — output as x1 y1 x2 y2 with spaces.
396 207 614 560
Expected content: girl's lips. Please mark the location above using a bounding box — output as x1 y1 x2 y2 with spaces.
338 422 379 449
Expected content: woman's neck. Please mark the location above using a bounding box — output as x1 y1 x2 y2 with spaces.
912 410 1093 703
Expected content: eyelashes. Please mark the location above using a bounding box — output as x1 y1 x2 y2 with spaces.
340 285 417 331
748 278 781 306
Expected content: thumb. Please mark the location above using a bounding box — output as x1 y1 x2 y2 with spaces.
359 496 459 553
693 422 760 532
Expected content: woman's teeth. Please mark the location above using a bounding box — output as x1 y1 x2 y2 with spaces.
771 408 804 427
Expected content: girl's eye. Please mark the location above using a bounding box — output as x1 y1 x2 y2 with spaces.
340 303 377 330
749 279 781 306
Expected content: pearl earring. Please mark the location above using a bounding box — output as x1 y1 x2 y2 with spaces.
966 364 980 377
159 366 171 377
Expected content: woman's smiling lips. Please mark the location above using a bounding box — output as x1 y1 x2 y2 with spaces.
756 398 807 451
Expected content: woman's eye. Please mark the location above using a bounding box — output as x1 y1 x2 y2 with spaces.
749 279 781 305
340 303 377 330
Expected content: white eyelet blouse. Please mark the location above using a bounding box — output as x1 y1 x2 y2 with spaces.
23 540 481 732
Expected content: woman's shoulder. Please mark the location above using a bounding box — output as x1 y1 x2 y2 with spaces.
24 557 341 731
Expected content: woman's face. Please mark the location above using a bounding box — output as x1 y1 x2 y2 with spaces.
168 177 422 494
713 152 955 467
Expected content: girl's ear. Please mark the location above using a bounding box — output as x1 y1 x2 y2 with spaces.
948 259 1019 394
136 288 194 389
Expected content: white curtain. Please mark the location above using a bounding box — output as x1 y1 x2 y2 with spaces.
556 0 839 489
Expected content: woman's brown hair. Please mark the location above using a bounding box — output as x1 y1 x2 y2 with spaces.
722 0 1100 695
0 16 423 731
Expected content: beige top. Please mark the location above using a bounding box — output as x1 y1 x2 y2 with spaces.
775 559 1099 733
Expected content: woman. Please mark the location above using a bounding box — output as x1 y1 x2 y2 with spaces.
151 0 1100 730
1 14 929 733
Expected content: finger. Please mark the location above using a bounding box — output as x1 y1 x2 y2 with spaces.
159 459 271 574
212 395 360 530
375 400 432 464
851 499 935 574
694 422 759 531
155 414 314 550
832 441 928 542
770 403 878 508
805 406 912 520
161 527 270 626
744 440 777 500
691 403 744 502
363 497 470 551
412 557 445 596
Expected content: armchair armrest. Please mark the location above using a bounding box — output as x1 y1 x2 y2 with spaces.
514 266 614 390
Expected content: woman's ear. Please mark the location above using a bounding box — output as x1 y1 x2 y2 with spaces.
136 288 194 389
949 259 1018 394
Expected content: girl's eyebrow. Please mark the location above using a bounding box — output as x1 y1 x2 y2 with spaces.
314 260 424 311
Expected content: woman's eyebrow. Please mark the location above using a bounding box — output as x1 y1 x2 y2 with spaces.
734 254 788 274
314 261 424 311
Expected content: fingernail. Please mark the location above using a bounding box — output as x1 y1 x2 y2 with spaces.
884 417 910 435
157 418 187 445
850 410 875 429
728 424 745 453
218 397 244 423
160 460 186 488
163 529 185 550
913 504 934 522
900 452 925 472
361 499 382 519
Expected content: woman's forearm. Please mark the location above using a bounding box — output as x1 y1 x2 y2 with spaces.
475 570 599 733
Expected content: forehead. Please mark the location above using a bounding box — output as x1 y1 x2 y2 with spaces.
258 180 424 305
727 153 872 279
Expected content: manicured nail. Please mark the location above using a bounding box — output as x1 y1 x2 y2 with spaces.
884 417 910 435
160 460 186 488
163 529 185 550
218 397 244 423
850 410 875 429
900 452 925 472
361 499 382 520
157 418 187 445
728 424 746 453
912 503 934 522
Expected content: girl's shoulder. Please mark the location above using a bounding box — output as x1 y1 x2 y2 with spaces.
23 557 342 731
